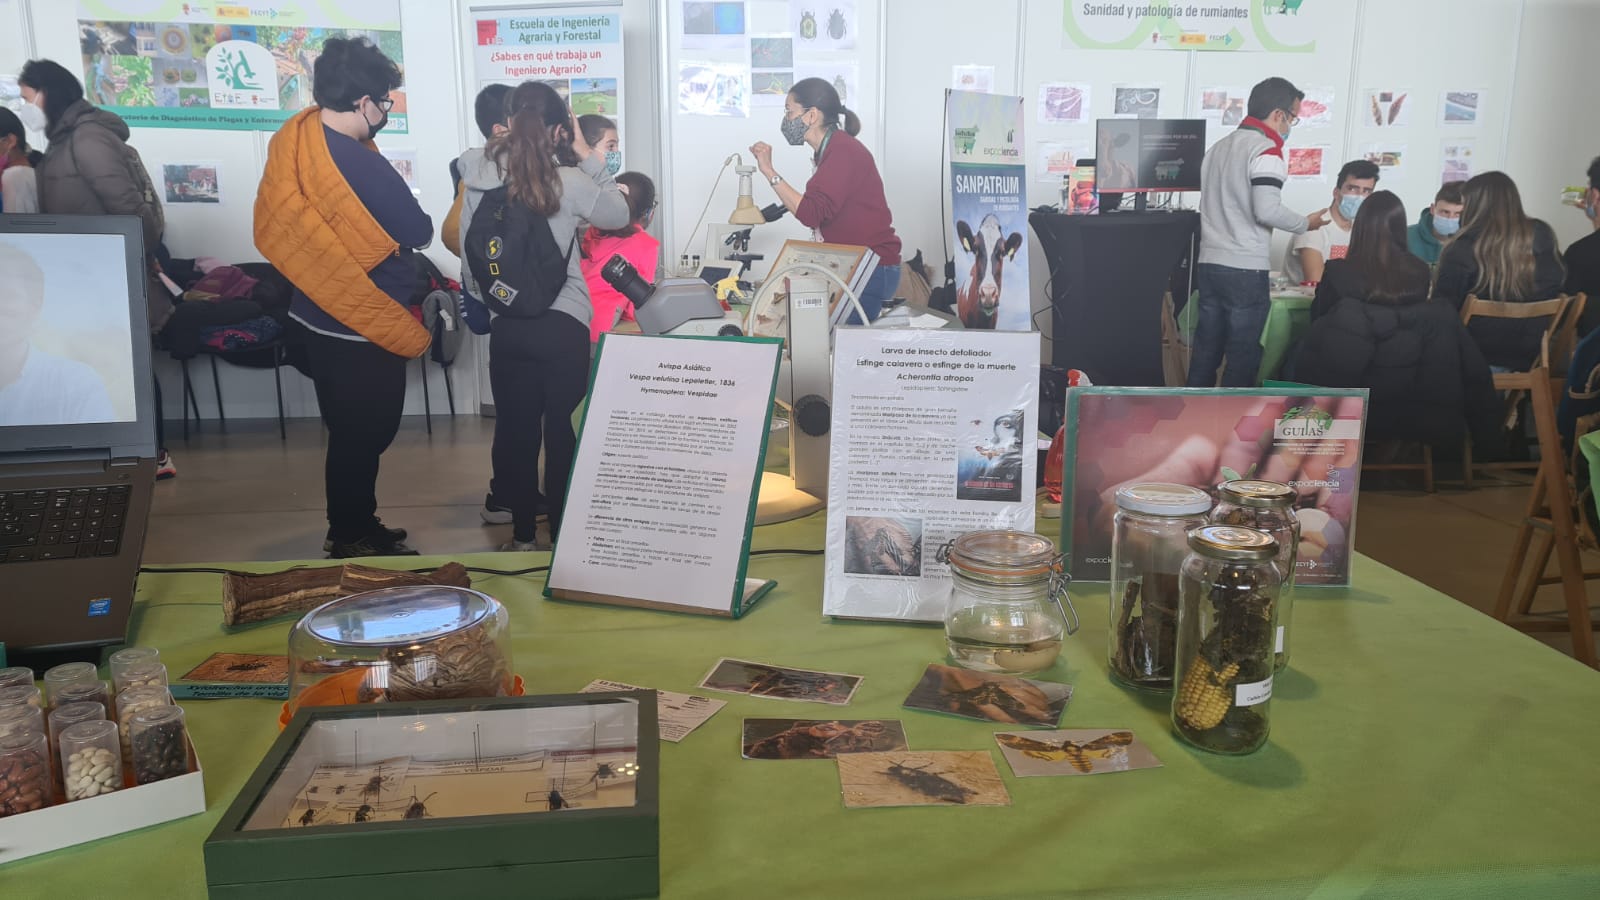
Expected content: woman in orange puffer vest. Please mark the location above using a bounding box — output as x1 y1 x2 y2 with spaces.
254 37 432 559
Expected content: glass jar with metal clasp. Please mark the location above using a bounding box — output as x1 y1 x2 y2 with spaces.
938 530 1079 676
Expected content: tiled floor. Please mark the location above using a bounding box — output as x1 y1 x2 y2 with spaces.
144 415 1600 662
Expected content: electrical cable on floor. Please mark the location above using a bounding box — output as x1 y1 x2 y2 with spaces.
138 551 821 581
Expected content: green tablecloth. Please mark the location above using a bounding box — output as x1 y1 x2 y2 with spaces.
10 513 1600 898
1258 293 1314 384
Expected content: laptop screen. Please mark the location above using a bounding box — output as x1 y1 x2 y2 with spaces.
0 216 155 459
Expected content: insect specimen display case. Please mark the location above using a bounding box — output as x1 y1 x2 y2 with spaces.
204 692 659 899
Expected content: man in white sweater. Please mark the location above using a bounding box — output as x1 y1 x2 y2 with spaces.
1187 77 1329 387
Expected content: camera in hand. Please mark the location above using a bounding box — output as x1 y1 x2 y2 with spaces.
601 254 743 338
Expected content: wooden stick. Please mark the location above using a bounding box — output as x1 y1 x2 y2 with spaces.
221 563 474 627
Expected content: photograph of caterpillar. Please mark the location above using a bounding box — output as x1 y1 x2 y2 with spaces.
842 516 923 577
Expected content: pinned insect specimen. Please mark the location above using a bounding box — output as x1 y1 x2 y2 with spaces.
298 808 318 826
353 803 374 822
403 791 437 820
884 761 975 804
547 789 568 811
361 764 387 801
996 731 1134 773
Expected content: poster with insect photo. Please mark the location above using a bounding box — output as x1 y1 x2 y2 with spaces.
1060 387 1369 584
791 1 855 51
994 729 1162 777
1364 89 1410 128
824 328 1039 622
749 35 793 108
837 751 1010 808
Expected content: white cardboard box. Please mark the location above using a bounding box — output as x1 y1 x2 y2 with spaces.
0 744 205 865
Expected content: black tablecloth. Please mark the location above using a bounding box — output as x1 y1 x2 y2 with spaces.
1029 210 1200 385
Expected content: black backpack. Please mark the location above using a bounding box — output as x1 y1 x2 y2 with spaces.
464 186 574 318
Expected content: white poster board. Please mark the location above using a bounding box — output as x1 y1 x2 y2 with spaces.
823 329 1040 622
547 333 783 617
468 4 626 162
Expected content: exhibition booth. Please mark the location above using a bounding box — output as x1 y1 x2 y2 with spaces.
3 1 1600 898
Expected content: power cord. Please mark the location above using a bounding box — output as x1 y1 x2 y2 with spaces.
678 153 739 262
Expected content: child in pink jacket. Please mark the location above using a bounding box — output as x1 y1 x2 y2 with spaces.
579 171 660 343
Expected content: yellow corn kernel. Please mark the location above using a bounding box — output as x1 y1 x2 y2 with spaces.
1176 658 1239 730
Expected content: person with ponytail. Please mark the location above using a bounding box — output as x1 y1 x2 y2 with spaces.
750 77 901 323
458 80 630 551
1433 171 1567 369
0 107 41 213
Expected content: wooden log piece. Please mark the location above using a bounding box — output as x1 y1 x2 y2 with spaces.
221 563 474 627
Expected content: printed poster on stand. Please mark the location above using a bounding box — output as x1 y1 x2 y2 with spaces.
1060 387 1368 585
75 0 407 132
823 328 1039 623
946 89 1030 331
470 6 625 160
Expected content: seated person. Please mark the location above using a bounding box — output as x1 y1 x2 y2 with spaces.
1433 171 1567 370
1406 180 1464 267
579 114 621 177
1291 192 1499 448
1564 155 1600 337
579 172 660 343
0 241 115 426
1285 159 1378 284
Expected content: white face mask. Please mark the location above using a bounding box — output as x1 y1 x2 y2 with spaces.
18 101 47 133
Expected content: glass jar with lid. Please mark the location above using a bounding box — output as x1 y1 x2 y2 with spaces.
1212 480 1301 672
286 586 515 717
939 530 1079 676
1109 483 1213 691
1172 525 1281 755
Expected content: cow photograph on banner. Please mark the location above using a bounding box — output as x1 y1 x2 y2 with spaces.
946 90 1029 332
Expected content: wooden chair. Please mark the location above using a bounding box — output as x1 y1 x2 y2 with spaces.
1459 294 1577 488
1492 368 1600 669
1362 443 1435 493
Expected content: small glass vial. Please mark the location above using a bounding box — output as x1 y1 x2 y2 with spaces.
42 662 99 708
939 530 1079 675
113 662 168 703
59 719 122 800
0 730 53 817
1212 480 1301 672
116 685 173 768
0 685 42 711
49 701 106 749
0 667 35 690
1109 483 1213 691
53 681 111 718
108 647 160 694
0 703 45 740
129 706 189 785
1172 526 1281 756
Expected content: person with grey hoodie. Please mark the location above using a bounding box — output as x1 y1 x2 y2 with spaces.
457 81 629 551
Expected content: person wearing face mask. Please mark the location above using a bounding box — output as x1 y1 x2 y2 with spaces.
579 114 623 177
1187 76 1329 388
749 77 901 323
255 36 433 559
1562 156 1600 338
0 107 41 213
1406 181 1464 267
1284 159 1378 285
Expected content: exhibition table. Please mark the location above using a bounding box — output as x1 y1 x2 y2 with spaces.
1258 293 1314 383
1031 210 1199 386
10 513 1600 898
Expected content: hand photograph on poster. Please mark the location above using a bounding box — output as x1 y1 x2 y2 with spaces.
842 516 924 577
1062 389 1367 584
956 409 1026 501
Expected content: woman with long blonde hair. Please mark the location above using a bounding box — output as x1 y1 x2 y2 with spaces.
457 80 630 550
1434 171 1566 368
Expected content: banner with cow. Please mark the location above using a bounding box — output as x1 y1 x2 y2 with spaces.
946 89 1031 332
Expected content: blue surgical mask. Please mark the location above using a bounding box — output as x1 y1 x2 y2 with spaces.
1588 203 1598 221
1338 194 1364 220
604 150 622 176
1433 214 1460 237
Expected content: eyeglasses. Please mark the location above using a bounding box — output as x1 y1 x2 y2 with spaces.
371 96 394 113
1279 110 1300 126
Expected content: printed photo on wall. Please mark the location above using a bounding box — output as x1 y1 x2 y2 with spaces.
952 66 995 94
1361 144 1406 172
957 409 1026 501
680 1 746 51
570 78 619 117
1440 90 1482 125
795 63 858 108
1441 141 1475 185
750 35 793 69
162 162 221 203
1112 86 1160 119
842 516 924 578
1287 146 1327 182
792 1 856 51
1036 82 1089 125
678 61 749 117
1365 89 1410 127
1298 87 1335 128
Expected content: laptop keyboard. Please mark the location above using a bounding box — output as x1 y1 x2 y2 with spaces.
0 486 131 563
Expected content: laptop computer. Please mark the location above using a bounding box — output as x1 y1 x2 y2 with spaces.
0 214 157 654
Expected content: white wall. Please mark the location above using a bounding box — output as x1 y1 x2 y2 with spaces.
1507 0 1600 250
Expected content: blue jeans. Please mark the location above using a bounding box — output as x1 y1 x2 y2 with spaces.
1187 263 1270 387
849 264 902 325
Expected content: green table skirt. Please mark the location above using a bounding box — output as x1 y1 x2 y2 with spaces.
9 512 1600 898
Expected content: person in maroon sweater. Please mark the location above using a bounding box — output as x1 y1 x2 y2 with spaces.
750 77 902 323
